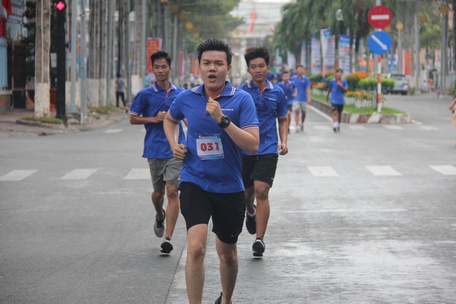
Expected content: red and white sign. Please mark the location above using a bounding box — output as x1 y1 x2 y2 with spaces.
368 5 392 29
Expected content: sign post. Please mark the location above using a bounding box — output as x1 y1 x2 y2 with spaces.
368 5 392 113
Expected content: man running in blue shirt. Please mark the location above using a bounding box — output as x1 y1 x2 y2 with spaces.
239 46 289 258
327 68 348 132
164 39 259 304
130 51 184 254
291 64 311 132
277 70 297 134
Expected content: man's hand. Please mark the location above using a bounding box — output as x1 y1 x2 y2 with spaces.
154 111 167 123
171 143 187 160
206 97 223 123
278 143 288 155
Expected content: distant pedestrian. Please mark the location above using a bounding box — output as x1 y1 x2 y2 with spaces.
239 46 288 258
291 65 311 132
277 70 297 134
115 73 127 108
129 51 184 255
327 68 348 132
164 38 259 304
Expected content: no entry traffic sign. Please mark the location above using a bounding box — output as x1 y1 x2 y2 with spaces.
368 5 392 29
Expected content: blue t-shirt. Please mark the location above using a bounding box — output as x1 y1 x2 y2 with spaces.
328 78 348 105
130 82 185 159
277 80 296 106
291 75 311 101
168 82 259 193
238 80 288 155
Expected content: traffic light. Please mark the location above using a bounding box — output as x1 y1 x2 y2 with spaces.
54 0 66 122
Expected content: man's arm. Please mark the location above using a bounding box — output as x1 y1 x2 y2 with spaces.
277 116 288 155
307 86 311 103
130 111 166 125
206 97 259 155
164 113 187 160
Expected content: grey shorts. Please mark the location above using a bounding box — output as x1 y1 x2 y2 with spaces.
292 101 307 112
147 158 182 190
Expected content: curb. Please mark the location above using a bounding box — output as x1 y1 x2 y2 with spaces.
311 99 412 124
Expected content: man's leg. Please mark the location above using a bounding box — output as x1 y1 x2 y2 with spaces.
331 106 338 132
164 183 179 239
253 180 271 240
294 108 301 131
152 190 165 218
186 224 208 304
244 186 255 215
216 236 238 304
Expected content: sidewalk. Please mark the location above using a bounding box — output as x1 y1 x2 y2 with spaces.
0 108 127 138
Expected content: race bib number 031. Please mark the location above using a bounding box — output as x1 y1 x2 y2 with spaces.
196 134 224 160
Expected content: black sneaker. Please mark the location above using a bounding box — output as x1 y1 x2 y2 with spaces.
160 237 173 254
154 209 165 238
214 292 222 304
252 238 265 257
245 208 256 235
333 127 337 133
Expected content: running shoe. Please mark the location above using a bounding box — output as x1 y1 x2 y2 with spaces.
300 124 304 132
214 292 222 304
252 238 265 257
154 209 165 238
337 126 340 132
160 236 173 254
333 127 337 133
245 208 256 235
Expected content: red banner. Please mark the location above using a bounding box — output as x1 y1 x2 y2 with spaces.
146 38 162 73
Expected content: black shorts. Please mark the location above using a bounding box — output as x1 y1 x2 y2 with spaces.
179 182 245 244
331 104 344 113
242 154 278 188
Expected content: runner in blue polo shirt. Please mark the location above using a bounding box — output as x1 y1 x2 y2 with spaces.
327 68 348 132
277 70 297 134
291 64 311 132
164 39 259 304
130 51 184 255
238 46 289 258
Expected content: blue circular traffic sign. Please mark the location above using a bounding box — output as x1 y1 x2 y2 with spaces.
368 31 392 55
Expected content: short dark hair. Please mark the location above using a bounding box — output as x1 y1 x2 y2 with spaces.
151 51 172 66
296 64 304 69
335 68 343 73
244 46 270 66
196 39 232 66
281 71 289 75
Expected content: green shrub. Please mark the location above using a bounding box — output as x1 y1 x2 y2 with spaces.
19 116 64 124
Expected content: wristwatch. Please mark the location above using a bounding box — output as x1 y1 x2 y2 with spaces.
218 115 231 128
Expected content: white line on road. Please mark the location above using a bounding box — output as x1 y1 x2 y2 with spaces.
285 208 407 213
419 126 439 131
366 165 402 176
429 165 456 176
124 168 150 180
383 125 404 130
0 170 37 181
104 129 122 133
308 104 332 121
348 125 367 130
308 166 339 177
61 169 98 180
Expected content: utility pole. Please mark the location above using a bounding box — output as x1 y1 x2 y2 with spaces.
69 0 77 113
141 0 147 82
440 3 449 95
106 0 114 105
414 0 420 95
126 0 131 104
80 0 88 123
55 0 67 122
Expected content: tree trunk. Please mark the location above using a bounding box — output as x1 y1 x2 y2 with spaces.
87 0 99 107
34 0 51 118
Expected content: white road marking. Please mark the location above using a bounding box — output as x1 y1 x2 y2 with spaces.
366 165 402 176
383 125 403 130
61 169 98 180
419 126 439 131
124 168 150 180
429 165 456 176
104 129 122 133
314 125 333 131
0 170 37 181
308 166 338 177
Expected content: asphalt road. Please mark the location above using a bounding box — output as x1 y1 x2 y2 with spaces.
1 93 455 304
